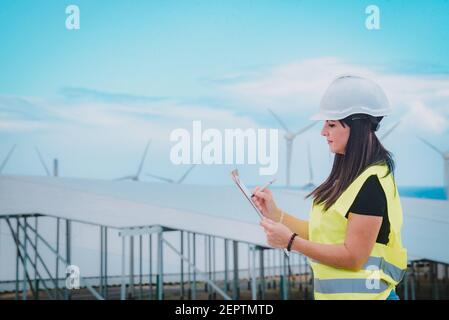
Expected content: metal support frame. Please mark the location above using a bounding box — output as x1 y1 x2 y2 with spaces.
22 219 104 300
55 218 60 293
224 239 229 292
121 234 126 300
99 226 108 299
259 248 265 300
157 229 164 300
129 235 135 299
34 217 39 300
162 237 231 300
139 234 143 300
180 230 184 300
187 231 191 299
249 244 257 300
65 219 71 300
232 240 239 300
149 233 153 300
192 233 197 300
212 236 216 300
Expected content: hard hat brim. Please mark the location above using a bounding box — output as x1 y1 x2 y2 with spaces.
310 112 339 121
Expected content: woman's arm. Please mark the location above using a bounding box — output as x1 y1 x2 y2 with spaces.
291 213 382 270
273 207 309 240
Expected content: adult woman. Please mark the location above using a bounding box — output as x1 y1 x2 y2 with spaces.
254 75 407 300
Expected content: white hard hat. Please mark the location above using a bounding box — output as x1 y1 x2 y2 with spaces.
311 75 391 121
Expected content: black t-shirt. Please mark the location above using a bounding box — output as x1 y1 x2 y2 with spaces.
345 175 390 245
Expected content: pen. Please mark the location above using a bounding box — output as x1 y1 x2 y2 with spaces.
251 178 277 198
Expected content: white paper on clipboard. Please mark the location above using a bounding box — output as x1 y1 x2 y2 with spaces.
230 169 264 220
230 169 290 257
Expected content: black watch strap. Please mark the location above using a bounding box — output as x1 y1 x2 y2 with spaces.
287 233 298 252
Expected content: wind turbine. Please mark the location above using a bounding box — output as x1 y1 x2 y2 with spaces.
116 139 151 181
146 164 197 184
418 137 449 199
0 144 17 174
380 120 401 141
35 147 51 176
300 142 315 191
268 109 317 187
35 147 60 177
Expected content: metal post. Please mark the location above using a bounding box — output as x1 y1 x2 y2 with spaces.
65 219 71 300
192 233 197 300
139 234 143 300
120 234 126 300
129 235 134 299
247 246 251 291
208 235 212 299
404 268 409 300
224 239 229 292
15 218 19 300
34 217 38 300
411 270 416 300
204 235 208 294
139 235 143 300
180 230 184 300
432 262 440 300
100 226 103 298
157 229 164 300
55 218 60 293
22 217 28 300
232 240 239 300
259 248 265 300
213 236 216 300
149 233 153 300
250 245 257 300
104 227 108 299
187 232 191 299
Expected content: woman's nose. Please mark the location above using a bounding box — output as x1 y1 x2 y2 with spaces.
321 124 327 136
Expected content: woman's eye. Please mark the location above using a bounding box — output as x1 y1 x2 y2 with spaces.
329 124 335 128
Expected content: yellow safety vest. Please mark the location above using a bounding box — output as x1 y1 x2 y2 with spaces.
309 164 407 300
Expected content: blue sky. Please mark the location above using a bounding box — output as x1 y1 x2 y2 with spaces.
1 0 449 187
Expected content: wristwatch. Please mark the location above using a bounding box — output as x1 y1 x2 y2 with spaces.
287 233 298 252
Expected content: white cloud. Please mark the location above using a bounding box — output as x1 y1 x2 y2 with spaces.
219 57 449 134
403 102 449 134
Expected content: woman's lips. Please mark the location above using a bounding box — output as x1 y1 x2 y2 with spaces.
327 140 333 144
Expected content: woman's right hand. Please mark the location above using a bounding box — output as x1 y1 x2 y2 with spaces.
252 186 279 221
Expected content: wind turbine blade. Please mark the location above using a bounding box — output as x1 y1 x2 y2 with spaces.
136 139 152 179
293 122 317 137
35 147 51 176
176 164 197 184
380 121 401 140
146 173 175 184
418 137 445 157
268 108 291 133
307 142 313 184
0 144 17 174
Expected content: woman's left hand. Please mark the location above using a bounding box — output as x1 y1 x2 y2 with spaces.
260 218 295 249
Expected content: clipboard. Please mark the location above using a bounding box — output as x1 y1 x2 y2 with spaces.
230 169 264 220
230 169 290 257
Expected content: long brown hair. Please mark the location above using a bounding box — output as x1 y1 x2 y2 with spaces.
306 114 395 211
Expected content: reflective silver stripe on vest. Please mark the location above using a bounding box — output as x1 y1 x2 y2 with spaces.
314 278 390 294
311 256 406 283
363 256 406 283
